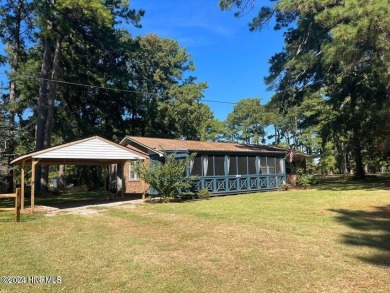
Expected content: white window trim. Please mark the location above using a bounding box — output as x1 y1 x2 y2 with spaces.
129 160 139 180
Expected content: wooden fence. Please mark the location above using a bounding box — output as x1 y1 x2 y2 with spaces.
0 188 21 222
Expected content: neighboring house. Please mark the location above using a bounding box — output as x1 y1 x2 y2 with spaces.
120 136 299 195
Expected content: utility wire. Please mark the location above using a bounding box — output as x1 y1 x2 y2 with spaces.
0 72 238 105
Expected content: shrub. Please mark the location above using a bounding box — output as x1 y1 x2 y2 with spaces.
179 191 196 201
309 175 321 185
296 168 310 188
278 183 291 191
136 152 197 200
197 188 210 199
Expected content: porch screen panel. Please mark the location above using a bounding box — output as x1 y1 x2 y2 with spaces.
276 157 284 174
208 156 215 176
268 157 276 174
248 156 257 174
238 156 248 175
260 157 267 174
228 156 237 175
190 156 202 176
214 156 225 176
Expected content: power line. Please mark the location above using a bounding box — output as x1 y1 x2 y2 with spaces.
201 99 236 105
0 71 237 105
0 72 140 94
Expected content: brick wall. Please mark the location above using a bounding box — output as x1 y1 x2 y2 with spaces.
123 160 149 195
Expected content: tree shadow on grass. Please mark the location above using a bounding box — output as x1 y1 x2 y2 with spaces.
329 205 390 267
315 174 390 191
34 192 142 209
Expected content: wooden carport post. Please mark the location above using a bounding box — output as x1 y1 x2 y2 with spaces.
21 161 25 210
31 159 37 213
15 188 21 222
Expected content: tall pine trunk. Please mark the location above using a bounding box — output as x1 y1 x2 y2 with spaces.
40 34 62 191
8 0 22 115
36 38 52 151
35 37 52 194
7 0 23 192
341 141 348 175
44 34 62 148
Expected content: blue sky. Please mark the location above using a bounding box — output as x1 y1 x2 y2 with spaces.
131 0 285 121
0 1 285 122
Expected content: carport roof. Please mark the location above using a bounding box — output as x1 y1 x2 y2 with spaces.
11 136 146 165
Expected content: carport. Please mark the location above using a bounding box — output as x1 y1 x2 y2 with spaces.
11 136 145 212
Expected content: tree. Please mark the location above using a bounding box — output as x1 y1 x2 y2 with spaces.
199 116 227 142
0 0 34 191
56 28 139 140
220 0 390 178
156 83 210 139
226 98 266 144
34 0 115 150
57 32 211 141
1 1 212 194
318 141 336 175
127 34 209 138
32 0 113 192
136 153 196 200
0 0 34 121
28 0 144 192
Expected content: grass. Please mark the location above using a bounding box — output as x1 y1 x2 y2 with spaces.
0 175 389 292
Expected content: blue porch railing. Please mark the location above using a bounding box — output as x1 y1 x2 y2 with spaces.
148 174 286 196
193 174 286 194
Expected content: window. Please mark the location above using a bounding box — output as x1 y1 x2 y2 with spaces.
129 160 139 180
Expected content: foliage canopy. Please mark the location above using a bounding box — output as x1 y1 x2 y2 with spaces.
220 0 390 177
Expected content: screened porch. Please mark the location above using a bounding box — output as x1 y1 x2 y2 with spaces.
187 154 286 194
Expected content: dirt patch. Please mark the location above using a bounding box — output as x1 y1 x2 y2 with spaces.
43 199 144 217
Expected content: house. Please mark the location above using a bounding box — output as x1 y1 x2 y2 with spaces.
120 136 292 195
10 136 308 211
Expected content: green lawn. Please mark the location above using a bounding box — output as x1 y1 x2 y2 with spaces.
0 176 389 292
